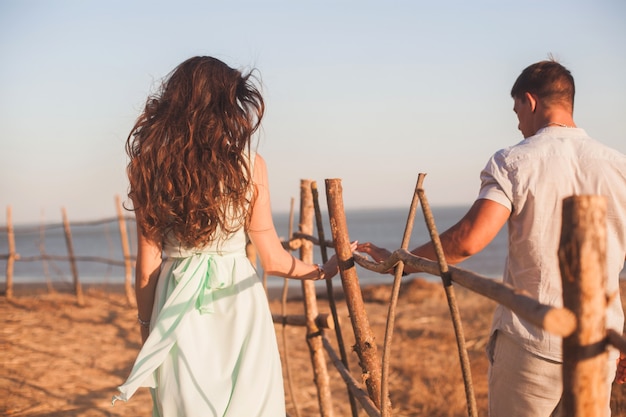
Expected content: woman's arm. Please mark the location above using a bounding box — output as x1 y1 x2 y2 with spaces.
247 154 347 280
133 215 163 343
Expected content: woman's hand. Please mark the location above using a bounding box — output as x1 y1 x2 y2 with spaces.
320 240 358 279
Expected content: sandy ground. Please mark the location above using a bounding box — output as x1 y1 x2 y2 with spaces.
2 278 626 417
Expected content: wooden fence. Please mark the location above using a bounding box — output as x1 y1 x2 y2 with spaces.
2 196 136 306
3 180 626 416
278 176 626 417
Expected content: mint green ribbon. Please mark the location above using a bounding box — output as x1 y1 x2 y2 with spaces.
195 255 227 314
114 252 232 404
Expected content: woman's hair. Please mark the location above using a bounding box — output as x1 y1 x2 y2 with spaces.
510 59 575 110
126 56 264 248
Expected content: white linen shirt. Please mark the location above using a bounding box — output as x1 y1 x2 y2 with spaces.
479 126 626 361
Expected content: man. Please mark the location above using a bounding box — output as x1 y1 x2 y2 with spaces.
357 59 626 416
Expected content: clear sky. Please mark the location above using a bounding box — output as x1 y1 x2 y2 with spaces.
1 0 625 225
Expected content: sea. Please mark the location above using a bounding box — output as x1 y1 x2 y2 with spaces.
1 206 623 289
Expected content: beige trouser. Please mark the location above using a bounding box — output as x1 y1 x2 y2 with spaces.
488 331 615 417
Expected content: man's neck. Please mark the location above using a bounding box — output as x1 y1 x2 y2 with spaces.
533 107 576 133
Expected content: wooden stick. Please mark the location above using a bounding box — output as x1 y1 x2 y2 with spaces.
380 176 421 417
272 313 334 329
61 207 84 306
416 174 477 417
326 178 385 409
283 232 335 250
607 329 626 353
312 181 359 417
16 254 132 265
5 206 15 299
353 250 576 337
281 197 302 417
38 213 54 293
559 195 608 417
300 179 334 417
322 335 382 417
115 196 134 306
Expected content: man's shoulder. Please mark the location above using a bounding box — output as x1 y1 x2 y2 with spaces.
497 130 623 160
488 138 534 166
575 133 626 162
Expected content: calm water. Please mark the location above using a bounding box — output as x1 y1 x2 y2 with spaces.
1 206 622 287
270 206 509 286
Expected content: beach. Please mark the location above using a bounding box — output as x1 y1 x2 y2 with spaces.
2 278 626 417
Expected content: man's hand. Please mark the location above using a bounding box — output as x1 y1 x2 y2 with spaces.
356 242 393 263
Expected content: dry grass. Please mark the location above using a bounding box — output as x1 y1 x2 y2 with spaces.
1 278 626 416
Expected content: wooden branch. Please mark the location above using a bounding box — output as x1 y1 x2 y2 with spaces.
322 335 381 417
416 174 477 417
282 238 304 251
282 232 334 250
326 178 385 409
281 197 302 417
2 216 136 234
607 329 626 353
353 250 577 337
272 313 335 330
62 207 84 306
299 179 334 417
380 175 421 417
15 254 134 266
116 195 134 306
312 181 359 417
5 206 15 299
559 195 608 417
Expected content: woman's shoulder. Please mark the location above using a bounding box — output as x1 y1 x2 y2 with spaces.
250 152 267 175
251 151 264 165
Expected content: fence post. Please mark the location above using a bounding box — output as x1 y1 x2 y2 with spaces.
416 174 478 417
115 196 134 306
559 195 608 417
6 206 15 299
312 181 359 417
38 217 55 293
62 207 84 306
326 178 387 410
300 179 334 416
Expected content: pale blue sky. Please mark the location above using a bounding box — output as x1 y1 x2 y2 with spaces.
1 0 625 225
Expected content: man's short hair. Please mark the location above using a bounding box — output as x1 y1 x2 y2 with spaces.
511 60 575 109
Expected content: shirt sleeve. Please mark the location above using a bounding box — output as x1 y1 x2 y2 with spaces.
478 151 513 211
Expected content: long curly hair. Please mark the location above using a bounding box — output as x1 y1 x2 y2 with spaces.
126 56 264 248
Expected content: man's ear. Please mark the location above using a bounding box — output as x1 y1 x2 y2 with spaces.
525 92 537 113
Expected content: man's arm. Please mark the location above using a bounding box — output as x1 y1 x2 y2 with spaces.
357 199 510 272
406 198 510 269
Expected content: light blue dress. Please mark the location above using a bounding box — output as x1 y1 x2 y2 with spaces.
113 226 285 416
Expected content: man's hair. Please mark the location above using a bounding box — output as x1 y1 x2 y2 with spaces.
510 60 575 109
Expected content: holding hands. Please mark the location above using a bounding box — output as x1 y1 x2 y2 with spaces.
356 242 393 263
356 242 403 275
317 240 359 280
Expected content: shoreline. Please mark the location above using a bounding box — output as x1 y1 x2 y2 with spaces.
3 272 626 300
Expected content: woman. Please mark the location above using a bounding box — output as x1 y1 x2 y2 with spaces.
113 56 349 416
